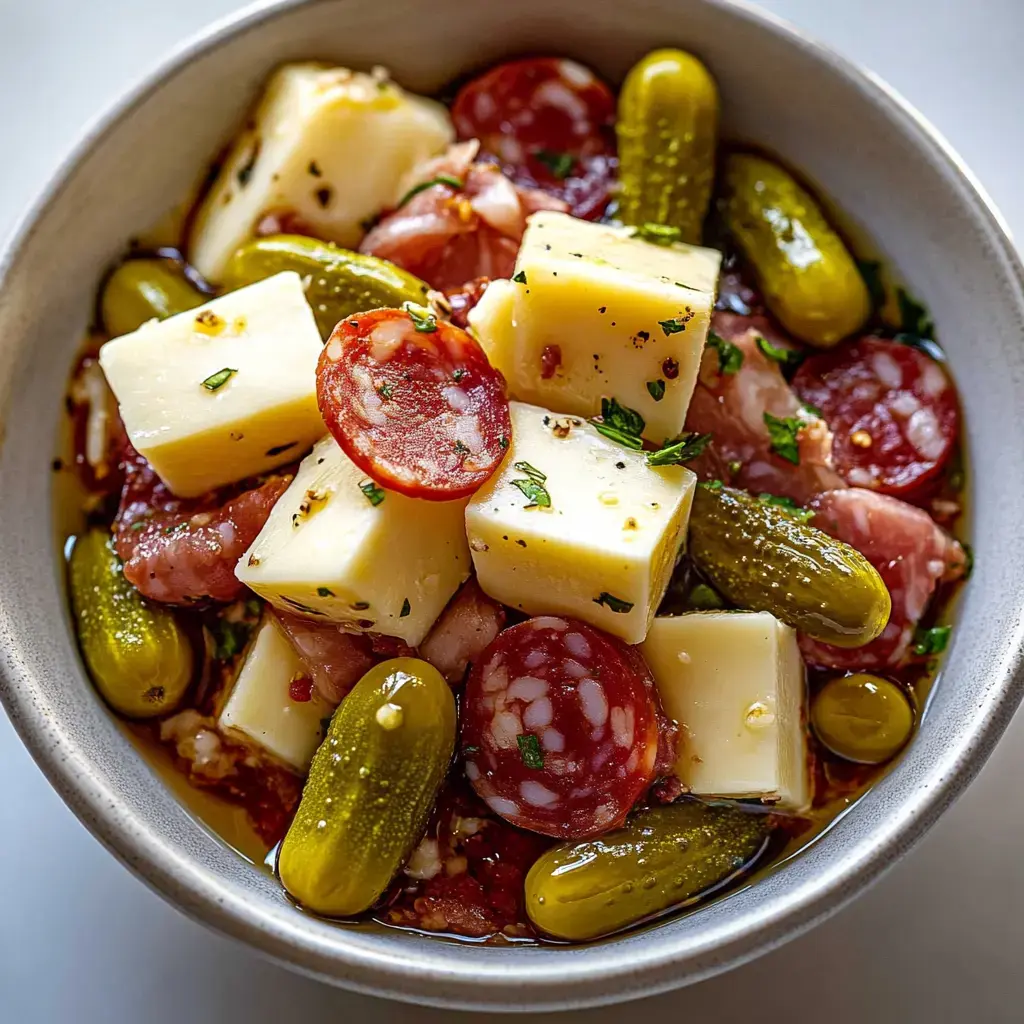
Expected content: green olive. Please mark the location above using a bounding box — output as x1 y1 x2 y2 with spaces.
101 258 206 337
526 801 769 941
617 48 720 244
720 153 871 347
278 657 455 917
811 673 914 765
68 529 193 718
221 235 431 339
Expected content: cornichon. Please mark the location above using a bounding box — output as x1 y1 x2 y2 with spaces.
526 801 769 941
720 153 871 347
221 235 431 339
69 529 193 718
277 657 455 917
101 257 207 337
688 485 891 647
617 48 720 244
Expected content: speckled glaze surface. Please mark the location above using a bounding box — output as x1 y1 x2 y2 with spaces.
0 0 1021 1011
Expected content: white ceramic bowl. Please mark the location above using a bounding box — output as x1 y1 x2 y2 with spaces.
2 0 1023 1011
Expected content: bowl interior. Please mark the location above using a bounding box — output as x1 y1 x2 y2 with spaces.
1 0 1023 1011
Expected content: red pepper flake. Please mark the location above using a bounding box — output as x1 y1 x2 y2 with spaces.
289 677 314 703
540 345 562 380
662 356 680 379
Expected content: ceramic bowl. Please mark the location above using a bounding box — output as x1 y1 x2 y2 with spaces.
1 0 1022 1011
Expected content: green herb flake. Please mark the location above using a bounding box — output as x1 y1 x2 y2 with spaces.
763 412 803 465
756 492 814 524
593 423 644 449
801 401 824 418
961 542 974 580
700 479 724 492
400 598 411 618
706 332 744 375
533 149 576 179
755 335 805 372
727 460 742 476
646 379 666 402
513 461 546 483
632 222 682 246
498 435 510 449
463 744 481 756
402 301 438 333
857 259 886 311
659 317 688 336
517 733 545 769
377 382 394 400
897 288 935 340
593 591 635 614
601 397 645 436
201 367 238 392
316 586 335 597
397 174 464 208
512 270 528 285
359 480 386 506
210 619 253 662
130 521 146 533
452 368 466 382
511 478 551 508
454 439 470 454
913 624 952 656
647 432 713 466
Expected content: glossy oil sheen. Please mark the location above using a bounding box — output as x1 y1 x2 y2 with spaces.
0 0 1022 1012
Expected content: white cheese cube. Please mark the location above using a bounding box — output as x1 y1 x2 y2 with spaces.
465 401 696 644
641 611 810 811
98 272 325 498
471 211 721 442
219 618 329 771
236 435 471 645
466 278 517 383
188 63 453 281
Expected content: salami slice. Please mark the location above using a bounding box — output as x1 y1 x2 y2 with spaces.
316 307 512 500
451 57 616 220
799 489 966 670
791 338 959 496
461 617 660 839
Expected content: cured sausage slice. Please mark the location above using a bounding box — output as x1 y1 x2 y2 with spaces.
317 307 512 500
799 488 966 670
791 338 959 496
451 57 616 219
461 617 659 839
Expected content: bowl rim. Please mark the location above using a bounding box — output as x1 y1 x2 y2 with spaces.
2 0 1023 1011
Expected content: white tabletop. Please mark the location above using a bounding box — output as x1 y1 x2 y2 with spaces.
2 1 1022 1020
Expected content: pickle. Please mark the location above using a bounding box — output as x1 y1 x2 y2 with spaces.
101 258 206 337
278 657 456 917
688 485 890 647
68 530 193 718
812 673 914 764
221 235 431 339
720 153 871 347
617 49 720 244
526 801 769 941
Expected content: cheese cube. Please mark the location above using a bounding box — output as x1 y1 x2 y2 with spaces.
466 401 696 644
236 435 470 645
641 612 810 811
188 63 453 281
219 618 329 771
98 272 325 498
470 211 721 442
466 278 517 383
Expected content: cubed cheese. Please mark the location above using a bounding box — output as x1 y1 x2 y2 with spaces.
466 278 517 383
219 618 329 771
465 401 696 644
236 435 470 645
641 611 810 811
469 211 721 442
98 272 325 498
189 63 453 281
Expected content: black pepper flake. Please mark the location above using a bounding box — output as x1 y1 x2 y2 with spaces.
51 458 63 472
236 139 261 187
598 306 607 314
615 461 626 469
400 598 411 618
308 160 322 177
516 539 527 548
315 186 333 208
317 586 335 597
638 330 650 342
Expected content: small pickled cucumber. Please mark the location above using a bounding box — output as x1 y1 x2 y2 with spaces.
689 485 890 647
720 153 870 347
278 658 455 917
101 258 206 337
812 673 914 764
221 235 431 339
69 530 193 718
617 49 720 244
526 801 769 941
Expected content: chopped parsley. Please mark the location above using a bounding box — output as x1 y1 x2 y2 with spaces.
757 493 814 523
210 619 253 661
763 412 803 465
631 222 681 246
511 462 550 508
533 149 576 179
591 397 646 449
377 382 394 400
402 301 438 333
658 317 688 336
913 625 952 656
452 368 466 382
498 435 510 449
706 332 744 375
727 460 742 476
400 598 411 618
454 439 470 454
646 380 666 402
647 432 712 466
755 335 805 372
801 401 824 418
700 479 724 491
857 258 886 311
359 480 386 506
897 288 935 340
514 461 546 482
517 733 545 769
316 586 335 597
396 174 463 208
594 592 635 614
512 270 528 285
201 367 237 392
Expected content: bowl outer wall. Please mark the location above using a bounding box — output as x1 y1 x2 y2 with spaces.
1 0 1023 1012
